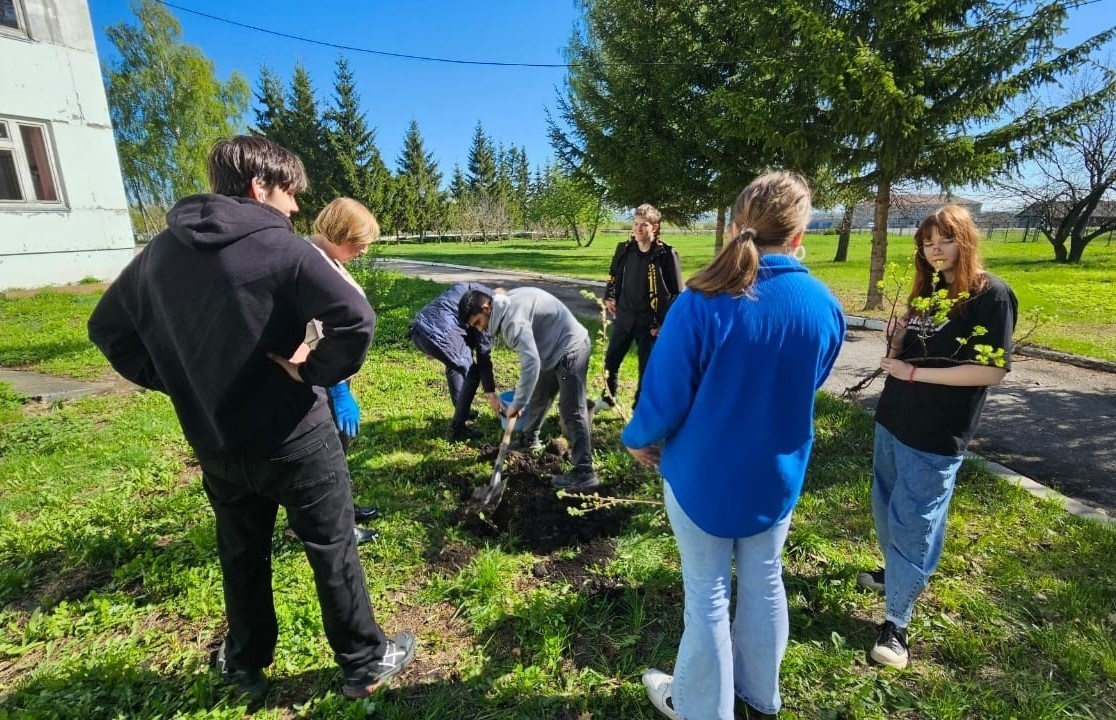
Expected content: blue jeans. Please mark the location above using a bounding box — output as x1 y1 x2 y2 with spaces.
664 481 790 718
872 423 964 627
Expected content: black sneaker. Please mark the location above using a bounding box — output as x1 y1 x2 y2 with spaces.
857 568 885 594
447 425 482 442
353 505 379 523
342 631 417 699
869 620 909 669
354 526 379 545
213 641 268 700
467 409 480 421
551 473 600 491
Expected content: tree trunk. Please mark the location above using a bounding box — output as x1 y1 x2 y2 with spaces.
1068 234 1089 263
714 206 726 253
864 182 892 310
833 204 854 262
1050 233 1069 262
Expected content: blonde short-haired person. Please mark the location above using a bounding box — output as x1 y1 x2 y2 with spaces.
622 171 845 719
860 204 1018 670
290 197 381 545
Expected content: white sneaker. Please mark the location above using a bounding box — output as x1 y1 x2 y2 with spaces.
642 668 681 720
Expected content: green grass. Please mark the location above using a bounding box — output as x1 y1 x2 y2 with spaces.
0 291 112 379
0 275 1114 718
381 231 1116 362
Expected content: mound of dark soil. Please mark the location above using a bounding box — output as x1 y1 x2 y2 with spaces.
459 443 634 554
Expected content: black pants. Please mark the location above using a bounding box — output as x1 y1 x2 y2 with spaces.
199 421 387 681
409 329 480 430
603 322 656 407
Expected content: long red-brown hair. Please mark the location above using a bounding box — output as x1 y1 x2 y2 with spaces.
909 204 986 316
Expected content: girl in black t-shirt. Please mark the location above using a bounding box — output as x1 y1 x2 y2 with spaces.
860 204 1018 670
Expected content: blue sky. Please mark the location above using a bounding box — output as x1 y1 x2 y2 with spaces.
88 0 1114 187
89 0 581 176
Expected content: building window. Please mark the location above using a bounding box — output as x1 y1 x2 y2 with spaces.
0 118 63 205
0 0 25 34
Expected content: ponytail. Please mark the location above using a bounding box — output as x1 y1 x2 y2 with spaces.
687 228 760 297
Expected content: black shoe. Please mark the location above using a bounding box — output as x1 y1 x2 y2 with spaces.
354 526 379 545
467 409 479 421
353 505 379 523
869 620 909 669
857 567 885 594
447 425 483 442
213 641 268 700
551 473 600 491
342 631 417 699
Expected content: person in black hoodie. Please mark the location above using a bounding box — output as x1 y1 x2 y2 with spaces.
87 136 415 700
596 203 683 411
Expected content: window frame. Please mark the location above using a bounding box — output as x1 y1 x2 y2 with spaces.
0 0 28 38
0 116 66 209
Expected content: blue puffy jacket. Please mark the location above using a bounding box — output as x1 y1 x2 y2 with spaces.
408 282 495 388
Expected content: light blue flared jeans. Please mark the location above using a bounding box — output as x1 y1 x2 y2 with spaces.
872 423 964 627
664 481 791 719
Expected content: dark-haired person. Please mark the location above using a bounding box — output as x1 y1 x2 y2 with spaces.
860 204 1017 670
457 286 597 490
623 171 845 719
88 136 415 700
596 202 683 411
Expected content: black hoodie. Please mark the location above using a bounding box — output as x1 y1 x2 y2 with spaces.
88 194 375 458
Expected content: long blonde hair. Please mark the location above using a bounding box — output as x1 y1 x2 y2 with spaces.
688 171 811 297
313 198 380 249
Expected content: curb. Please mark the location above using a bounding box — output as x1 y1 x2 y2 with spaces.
969 456 1113 525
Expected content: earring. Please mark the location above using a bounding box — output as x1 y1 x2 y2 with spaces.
794 245 806 261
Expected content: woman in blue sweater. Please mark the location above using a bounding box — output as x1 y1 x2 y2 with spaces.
622 171 845 719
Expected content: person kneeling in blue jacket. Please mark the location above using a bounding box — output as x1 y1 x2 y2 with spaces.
408 282 497 442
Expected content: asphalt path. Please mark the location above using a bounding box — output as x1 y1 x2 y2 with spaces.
382 258 1116 517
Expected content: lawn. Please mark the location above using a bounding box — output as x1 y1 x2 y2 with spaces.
380 230 1116 363
0 275 1113 719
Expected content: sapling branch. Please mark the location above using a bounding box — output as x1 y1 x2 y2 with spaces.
556 489 662 516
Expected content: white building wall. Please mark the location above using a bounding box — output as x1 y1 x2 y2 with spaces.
0 0 133 291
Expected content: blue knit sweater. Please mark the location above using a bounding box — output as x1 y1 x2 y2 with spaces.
621 255 845 537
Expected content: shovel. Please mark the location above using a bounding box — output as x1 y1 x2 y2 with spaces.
468 412 517 511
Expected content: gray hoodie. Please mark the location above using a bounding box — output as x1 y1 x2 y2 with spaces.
489 287 590 411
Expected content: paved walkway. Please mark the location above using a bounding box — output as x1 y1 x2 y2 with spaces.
381 258 1116 524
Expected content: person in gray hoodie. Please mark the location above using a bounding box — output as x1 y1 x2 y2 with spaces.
458 287 598 490
87 136 414 701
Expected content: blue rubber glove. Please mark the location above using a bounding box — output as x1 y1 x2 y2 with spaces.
327 382 361 437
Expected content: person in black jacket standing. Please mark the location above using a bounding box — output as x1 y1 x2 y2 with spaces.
597 203 684 411
87 136 414 701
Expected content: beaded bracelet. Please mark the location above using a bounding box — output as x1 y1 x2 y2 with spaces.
907 366 917 383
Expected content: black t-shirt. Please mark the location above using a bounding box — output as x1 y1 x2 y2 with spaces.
617 246 655 329
875 273 1018 456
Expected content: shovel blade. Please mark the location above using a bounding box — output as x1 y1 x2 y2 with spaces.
470 467 507 509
